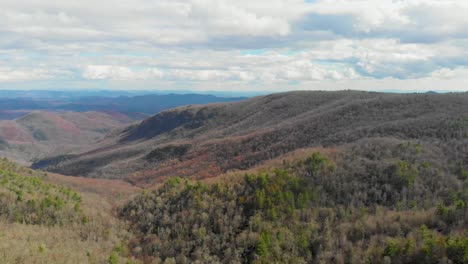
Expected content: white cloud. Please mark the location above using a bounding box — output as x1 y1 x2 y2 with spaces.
0 67 71 82
307 0 468 39
0 68 48 82
83 65 164 80
0 0 467 91
430 67 468 80
0 0 311 45
81 57 362 83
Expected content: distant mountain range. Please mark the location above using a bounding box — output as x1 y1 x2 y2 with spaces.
34 91 468 185
0 93 246 118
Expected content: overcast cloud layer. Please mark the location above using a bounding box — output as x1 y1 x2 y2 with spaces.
1 0 468 92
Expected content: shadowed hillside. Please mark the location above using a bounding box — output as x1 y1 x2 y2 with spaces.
34 91 468 186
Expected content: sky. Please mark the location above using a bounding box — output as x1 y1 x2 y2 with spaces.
0 0 468 92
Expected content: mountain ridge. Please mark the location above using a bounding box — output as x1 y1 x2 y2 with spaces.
34 91 468 186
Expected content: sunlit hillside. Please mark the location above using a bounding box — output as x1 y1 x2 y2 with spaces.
0 158 140 264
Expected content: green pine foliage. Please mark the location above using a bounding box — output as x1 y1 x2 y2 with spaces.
122 140 467 263
0 158 85 225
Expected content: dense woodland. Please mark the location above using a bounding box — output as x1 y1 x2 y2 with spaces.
122 138 467 263
0 158 139 263
0 158 84 225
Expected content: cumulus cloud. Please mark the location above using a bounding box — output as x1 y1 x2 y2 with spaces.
83 65 164 80
81 56 362 83
0 68 49 82
1 0 310 45
0 0 467 91
304 0 468 42
430 67 468 80
0 67 72 82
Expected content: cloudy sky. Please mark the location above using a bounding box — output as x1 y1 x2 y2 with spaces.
1 0 468 92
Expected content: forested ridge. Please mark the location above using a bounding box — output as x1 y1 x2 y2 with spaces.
35 91 468 186
121 138 467 263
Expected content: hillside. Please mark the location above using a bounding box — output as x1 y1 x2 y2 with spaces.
122 139 467 263
35 91 468 186
0 158 141 263
0 111 137 164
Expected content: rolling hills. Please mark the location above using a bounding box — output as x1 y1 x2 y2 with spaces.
0 111 138 164
34 91 468 186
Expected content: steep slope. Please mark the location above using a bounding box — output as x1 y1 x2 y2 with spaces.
0 158 140 263
35 91 468 186
121 139 467 263
0 111 138 164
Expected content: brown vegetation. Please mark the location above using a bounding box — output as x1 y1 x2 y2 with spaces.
122 139 467 263
36 91 467 188
0 158 141 263
0 111 138 164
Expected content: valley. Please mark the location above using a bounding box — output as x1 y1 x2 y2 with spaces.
0 111 137 164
